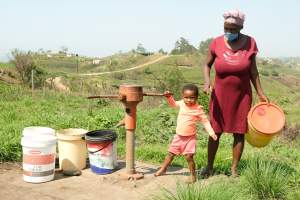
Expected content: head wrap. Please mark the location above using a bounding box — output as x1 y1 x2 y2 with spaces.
223 10 245 27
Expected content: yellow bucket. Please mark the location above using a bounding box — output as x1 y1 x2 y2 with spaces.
57 128 88 173
246 102 285 147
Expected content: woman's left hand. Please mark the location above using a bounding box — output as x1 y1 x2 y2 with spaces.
258 94 269 103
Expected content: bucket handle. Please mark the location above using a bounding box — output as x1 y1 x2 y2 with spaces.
88 142 112 154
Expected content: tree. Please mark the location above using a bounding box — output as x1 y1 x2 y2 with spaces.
136 43 146 54
171 37 197 55
38 48 45 55
60 46 68 54
198 38 213 55
152 67 185 99
11 49 47 87
11 49 36 84
158 48 167 54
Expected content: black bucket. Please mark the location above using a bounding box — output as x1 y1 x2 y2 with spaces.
85 129 117 143
85 130 117 174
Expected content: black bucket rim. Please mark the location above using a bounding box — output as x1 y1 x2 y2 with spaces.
85 129 117 143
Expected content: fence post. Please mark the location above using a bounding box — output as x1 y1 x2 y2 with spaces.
31 69 34 96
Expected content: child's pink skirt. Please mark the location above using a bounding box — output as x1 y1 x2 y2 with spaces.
168 134 196 155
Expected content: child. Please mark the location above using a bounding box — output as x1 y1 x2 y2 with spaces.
154 84 217 183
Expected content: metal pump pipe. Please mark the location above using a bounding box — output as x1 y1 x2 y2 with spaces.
87 84 167 180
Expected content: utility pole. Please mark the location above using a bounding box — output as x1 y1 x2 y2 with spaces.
76 54 79 73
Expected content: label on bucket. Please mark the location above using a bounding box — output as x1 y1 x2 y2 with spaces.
23 154 55 165
22 146 56 183
89 155 114 169
88 142 116 170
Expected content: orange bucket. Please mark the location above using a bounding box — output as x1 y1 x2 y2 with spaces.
245 102 285 147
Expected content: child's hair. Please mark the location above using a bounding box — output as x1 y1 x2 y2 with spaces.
182 84 199 97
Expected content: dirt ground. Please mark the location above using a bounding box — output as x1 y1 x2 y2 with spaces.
0 161 199 200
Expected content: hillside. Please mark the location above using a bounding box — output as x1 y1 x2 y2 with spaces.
2 54 300 124
1 54 300 199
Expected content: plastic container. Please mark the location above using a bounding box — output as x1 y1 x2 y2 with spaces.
22 127 55 137
246 102 285 147
85 130 118 174
56 128 88 173
21 135 57 183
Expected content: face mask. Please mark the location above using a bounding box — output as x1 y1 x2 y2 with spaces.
224 32 239 42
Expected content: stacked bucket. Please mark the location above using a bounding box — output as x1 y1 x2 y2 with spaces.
21 127 57 183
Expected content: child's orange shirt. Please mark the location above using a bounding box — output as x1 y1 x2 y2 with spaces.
167 96 215 136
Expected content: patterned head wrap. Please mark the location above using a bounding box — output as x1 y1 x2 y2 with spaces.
223 10 245 27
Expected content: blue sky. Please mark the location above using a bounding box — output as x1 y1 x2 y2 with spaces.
0 0 299 61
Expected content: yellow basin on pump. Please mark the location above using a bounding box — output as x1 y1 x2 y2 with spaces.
246 102 285 147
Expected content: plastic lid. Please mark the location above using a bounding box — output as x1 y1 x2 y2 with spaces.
23 127 55 137
56 128 88 141
248 102 285 135
21 135 57 148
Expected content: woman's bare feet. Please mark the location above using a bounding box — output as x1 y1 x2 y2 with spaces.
231 168 239 178
154 168 166 177
185 175 197 184
200 167 213 178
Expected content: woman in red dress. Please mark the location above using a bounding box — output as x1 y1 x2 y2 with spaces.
202 10 268 177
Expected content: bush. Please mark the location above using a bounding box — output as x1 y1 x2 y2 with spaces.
144 67 152 75
153 181 242 200
138 109 176 144
242 155 290 200
112 72 125 80
271 70 279 76
198 92 209 113
11 49 36 85
153 66 185 99
260 70 269 76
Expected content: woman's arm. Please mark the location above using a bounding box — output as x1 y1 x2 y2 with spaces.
250 56 268 102
203 50 215 94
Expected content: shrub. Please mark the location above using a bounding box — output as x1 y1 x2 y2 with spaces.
271 70 279 76
260 70 269 76
11 49 36 85
153 181 242 200
242 155 290 200
112 72 125 80
153 66 185 99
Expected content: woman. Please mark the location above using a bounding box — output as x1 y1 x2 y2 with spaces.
202 10 268 177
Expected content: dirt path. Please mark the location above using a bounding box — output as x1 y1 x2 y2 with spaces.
80 55 169 76
0 161 198 200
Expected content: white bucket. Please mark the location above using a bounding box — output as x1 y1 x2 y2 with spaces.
56 128 88 173
21 135 57 183
23 127 55 137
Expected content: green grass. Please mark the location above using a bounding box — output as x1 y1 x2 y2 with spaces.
0 62 15 68
1 55 300 199
241 155 291 199
151 179 245 200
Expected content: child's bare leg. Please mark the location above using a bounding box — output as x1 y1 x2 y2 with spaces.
184 154 196 183
155 152 175 176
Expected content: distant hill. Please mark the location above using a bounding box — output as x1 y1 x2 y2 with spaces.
2 51 300 125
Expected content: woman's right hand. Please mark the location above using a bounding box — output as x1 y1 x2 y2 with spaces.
203 83 212 94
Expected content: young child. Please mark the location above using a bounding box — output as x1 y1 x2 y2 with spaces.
154 84 218 183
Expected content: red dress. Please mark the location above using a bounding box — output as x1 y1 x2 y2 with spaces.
209 35 258 134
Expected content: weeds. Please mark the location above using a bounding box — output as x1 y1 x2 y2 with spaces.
152 181 243 200
241 155 291 199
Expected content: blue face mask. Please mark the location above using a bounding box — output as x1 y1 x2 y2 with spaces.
224 32 239 42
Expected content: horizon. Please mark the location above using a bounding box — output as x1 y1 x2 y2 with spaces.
1 1 300 61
